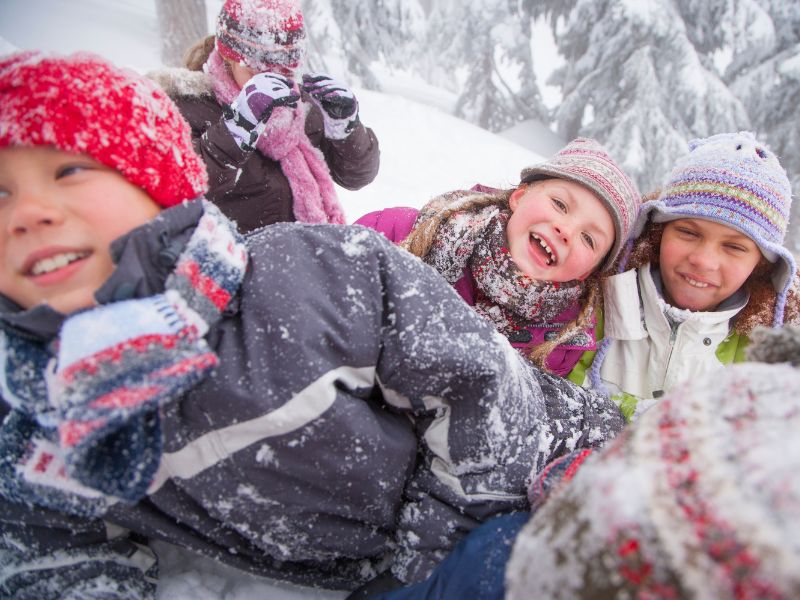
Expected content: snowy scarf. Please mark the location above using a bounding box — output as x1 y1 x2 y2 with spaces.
0 203 248 515
424 204 585 338
207 49 346 224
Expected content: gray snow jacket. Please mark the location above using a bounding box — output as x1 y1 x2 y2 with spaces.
0 202 624 598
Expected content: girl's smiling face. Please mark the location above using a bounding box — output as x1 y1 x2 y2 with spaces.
506 179 615 282
659 218 763 311
0 146 162 315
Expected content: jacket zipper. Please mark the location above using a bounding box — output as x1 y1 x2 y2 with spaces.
656 323 679 398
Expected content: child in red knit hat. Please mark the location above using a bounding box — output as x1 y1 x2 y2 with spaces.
150 0 380 233
0 52 623 598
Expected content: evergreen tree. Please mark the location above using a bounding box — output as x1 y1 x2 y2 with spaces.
726 0 800 251
306 0 425 89
422 0 549 131
536 0 751 193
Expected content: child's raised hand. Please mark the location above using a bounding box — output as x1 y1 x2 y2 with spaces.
301 73 359 140
224 72 300 151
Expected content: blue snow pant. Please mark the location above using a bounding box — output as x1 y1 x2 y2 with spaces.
377 512 530 600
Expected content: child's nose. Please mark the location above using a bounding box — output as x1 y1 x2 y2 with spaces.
687 245 719 270
553 222 572 244
7 192 65 235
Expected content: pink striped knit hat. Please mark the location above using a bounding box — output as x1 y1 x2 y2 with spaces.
520 138 641 272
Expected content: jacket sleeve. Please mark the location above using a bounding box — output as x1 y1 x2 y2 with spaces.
567 308 605 386
175 94 296 230
181 97 256 198
0 497 157 599
358 230 624 583
354 206 420 243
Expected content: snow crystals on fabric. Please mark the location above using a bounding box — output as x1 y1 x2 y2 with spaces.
507 356 800 599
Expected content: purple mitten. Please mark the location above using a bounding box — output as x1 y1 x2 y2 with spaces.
224 72 300 150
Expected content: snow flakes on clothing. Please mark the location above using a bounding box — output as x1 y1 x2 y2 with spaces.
0 51 208 206
507 337 800 599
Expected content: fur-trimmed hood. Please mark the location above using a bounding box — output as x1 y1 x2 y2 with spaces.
147 67 214 99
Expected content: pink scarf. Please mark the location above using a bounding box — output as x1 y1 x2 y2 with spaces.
207 49 346 224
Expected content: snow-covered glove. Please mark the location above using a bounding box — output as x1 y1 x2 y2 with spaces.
302 73 359 140
223 72 300 151
51 294 218 502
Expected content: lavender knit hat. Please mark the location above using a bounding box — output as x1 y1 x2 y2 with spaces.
634 131 796 325
506 340 800 599
521 138 641 272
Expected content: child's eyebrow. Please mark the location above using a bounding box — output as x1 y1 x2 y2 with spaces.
551 185 613 240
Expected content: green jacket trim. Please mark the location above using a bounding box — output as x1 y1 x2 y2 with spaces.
567 309 749 422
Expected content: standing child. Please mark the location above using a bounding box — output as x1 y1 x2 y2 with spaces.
150 0 380 232
570 131 800 420
357 139 641 376
0 52 623 599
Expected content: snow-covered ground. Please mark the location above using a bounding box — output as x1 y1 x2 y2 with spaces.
0 1 555 598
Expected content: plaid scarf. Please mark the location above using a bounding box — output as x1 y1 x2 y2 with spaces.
424 203 585 339
0 202 248 515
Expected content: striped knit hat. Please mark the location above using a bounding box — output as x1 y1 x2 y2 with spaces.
215 0 306 73
634 131 796 324
0 51 208 207
521 138 641 272
507 334 800 599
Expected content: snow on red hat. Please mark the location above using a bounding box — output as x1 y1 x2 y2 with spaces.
0 51 208 207
216 0 306 72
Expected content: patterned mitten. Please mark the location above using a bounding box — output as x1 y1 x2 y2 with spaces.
224 72 300 150
302 73 359 140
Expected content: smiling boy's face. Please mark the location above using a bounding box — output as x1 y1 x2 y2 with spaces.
0 146 162 314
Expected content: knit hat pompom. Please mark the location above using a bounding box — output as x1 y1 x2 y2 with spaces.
216 0 306 72
520 138 641 273
633 131 796 324
747 324 800 366
507 359 800 599
0 51 208 207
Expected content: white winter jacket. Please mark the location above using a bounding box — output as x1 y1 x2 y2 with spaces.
597 263 748 419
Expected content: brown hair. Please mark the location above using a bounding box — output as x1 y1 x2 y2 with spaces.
401 189 513 257
624 192 799 336
401 185 605 371
184 35 217 72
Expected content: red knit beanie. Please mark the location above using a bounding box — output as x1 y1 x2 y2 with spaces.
0 51 208 207
215 0 306 72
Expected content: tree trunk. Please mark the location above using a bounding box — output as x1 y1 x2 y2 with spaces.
156 0 208 67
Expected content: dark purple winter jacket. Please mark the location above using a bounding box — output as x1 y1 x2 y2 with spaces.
355 204 597 376
0 203 623 598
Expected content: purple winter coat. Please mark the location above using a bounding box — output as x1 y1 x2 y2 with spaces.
355 205 596 376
